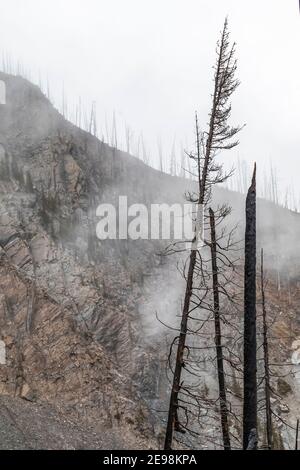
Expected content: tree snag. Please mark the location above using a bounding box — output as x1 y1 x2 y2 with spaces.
164 18 242 449
261 248 273 449
209 207 231 450
243 163 257 450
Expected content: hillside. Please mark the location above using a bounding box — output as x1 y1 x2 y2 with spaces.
0 71 300 449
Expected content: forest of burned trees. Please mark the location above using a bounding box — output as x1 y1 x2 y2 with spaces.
163 19 299 451
1 14 298 454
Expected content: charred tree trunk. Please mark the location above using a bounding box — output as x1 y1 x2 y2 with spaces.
261 248 273 449
164 250 197 449
164 19 242 449
209 208 231 450
243 164 257 450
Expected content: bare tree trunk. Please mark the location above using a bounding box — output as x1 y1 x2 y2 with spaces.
261 248 272 449
157 137 164 173
243 164 257 449
164 19 241 449
169 137 176 176
164 106 208 450
209 208 231 450
164 249 197 449
111 111 118 148
287 267 292 306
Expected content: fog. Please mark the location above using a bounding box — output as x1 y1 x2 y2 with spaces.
0 0 299 200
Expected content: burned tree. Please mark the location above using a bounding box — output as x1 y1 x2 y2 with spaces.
243 164 257 450
158 137 164 173
260 248 273 449
164 18 243 450
209 207 231 450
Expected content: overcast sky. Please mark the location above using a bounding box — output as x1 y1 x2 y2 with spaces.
0 0 299 203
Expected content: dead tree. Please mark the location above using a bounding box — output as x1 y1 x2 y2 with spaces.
140 133 149 165
169 137 177 176
164 18 242 450
158 137 164 172
125 125 132 154
89 102 97 136
243 164 257 450
111 111 118 148
180 143 186 178
260 248 273 449
209 208 231 450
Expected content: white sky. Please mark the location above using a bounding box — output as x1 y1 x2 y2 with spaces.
0 0 299 201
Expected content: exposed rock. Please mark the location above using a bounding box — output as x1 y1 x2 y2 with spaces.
278 403 290 414
277 378 292 397
1 71 300 450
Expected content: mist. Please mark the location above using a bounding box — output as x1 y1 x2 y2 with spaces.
0 0 299 201
1 0 300 453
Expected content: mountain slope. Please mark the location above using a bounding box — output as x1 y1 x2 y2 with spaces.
0 71 300 449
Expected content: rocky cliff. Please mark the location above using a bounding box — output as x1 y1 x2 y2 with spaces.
0 71 300 449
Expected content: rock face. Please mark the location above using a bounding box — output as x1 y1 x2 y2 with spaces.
0 395 136 450
1 71 300 449
0 236 158 448
0 72 174 449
